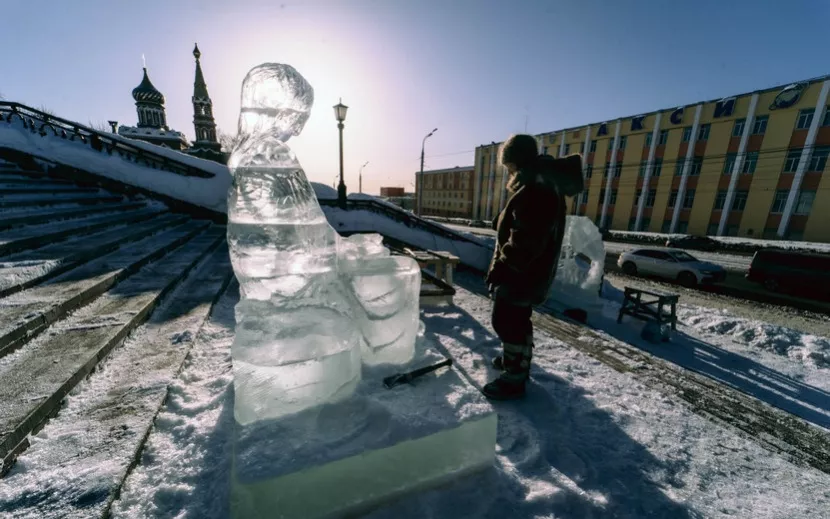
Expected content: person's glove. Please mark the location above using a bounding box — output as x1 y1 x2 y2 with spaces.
485 261 513 287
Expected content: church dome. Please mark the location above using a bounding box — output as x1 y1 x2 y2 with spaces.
132 68 165 105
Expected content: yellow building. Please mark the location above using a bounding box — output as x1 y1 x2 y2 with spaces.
473 75 830 242
416 166 475 218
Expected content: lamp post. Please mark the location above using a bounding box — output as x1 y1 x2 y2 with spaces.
333 98 349 209
359 161 369 194
417 128 438 216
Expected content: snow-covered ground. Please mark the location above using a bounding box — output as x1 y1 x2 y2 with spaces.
1 274 817 518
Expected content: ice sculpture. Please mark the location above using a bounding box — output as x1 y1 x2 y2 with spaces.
227 64 421 426
547 215 606 311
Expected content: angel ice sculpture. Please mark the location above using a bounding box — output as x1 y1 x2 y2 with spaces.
227 64 421 426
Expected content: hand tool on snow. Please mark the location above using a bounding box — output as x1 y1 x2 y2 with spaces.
383 358 453 389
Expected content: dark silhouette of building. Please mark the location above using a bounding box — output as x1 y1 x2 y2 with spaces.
185 43 226 163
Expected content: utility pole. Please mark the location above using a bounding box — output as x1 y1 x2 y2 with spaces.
417 128 437 216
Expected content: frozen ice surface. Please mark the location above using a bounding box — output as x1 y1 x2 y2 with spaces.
231 338 497 519
227 64 421 425
547 216 606 312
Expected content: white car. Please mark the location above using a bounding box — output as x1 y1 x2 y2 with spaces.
617 247 727 287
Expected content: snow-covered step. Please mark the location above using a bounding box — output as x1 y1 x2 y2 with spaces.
0 172 72 185
0 246 232 516
0 201 146 230
0 211 188 298
0 192 122 208
0 206 160 257
0 183 100 195
0 226 226 474
0 219 211 359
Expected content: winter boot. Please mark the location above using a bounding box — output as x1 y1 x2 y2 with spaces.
483 340 533 401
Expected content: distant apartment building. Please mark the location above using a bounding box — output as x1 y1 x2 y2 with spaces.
380 187 406 197
415 166 475 218
473 75 830 242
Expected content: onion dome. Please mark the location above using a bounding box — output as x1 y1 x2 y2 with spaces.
132 68 165 105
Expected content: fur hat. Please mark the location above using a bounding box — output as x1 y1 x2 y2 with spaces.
499 134 538 169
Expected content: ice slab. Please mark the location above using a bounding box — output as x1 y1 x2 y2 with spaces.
230 338 497 519
546 215 606 314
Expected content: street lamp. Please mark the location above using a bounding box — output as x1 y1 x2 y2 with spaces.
359 161 369 194
417 128 438 216
333 98 349 209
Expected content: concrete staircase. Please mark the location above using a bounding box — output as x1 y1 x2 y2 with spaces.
0 168 234 482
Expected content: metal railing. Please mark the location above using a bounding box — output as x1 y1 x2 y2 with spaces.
0 102 214 179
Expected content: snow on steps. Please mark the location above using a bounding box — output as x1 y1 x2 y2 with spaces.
0 201 147 230
0 211 190 298
0 247 233 518
0 225 227 476
0 206 163 256
0 219 212 360
0 192 122 209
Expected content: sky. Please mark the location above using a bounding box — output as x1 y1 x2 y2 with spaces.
1 0 829 195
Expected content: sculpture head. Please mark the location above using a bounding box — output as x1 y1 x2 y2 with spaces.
237 63 314 142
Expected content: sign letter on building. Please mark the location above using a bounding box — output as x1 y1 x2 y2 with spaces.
631 116 645 131
713 97 736 118
670 107 684 125
597 123 608 136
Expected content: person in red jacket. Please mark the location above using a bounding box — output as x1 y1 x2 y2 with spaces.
483 134 583 400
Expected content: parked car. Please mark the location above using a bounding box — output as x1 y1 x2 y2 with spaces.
745 249 830 298
665 235 720 252
617 247 727 287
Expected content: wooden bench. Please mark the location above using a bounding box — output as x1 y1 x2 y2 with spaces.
617 287 679 330
403 248 460 287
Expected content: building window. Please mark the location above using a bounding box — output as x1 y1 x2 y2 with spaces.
689 157 703 176
542 146 548 156
732 118 746 137
639 161 647 177
742 151 758 174
585 164 593 178
797 108 815 130
707 223 719 235
795 190 816 215
618 136 627 150
823 107 830 127
581 188 589 204
599 188 606 203
675 159 684 177
677 221 689 234
653 158 663 177
661 219 672 233
784 148 802 172
658 129 669 145
590 140 597 152
770 190 789 213
808 146 830 172
697 123 711 142
608 139 615 151
604 162 611 178
642 217 651 231
646 189 656 208
714 190 727 210
561 143 569 155
668 190 678 207
682 126 692 142
723 153 737 175
752 115 768 135
683 189 695 209
614 162 622 178
610 189 618 205
645 132 653 148
732 190 748 211
480 155 485 169
628 218 637 231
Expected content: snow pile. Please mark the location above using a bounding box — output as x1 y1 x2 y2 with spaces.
609 229 830 254
0 118 232 213
311 182 337 199
678 306 830 369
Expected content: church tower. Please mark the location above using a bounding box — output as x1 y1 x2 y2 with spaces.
190 43 221 153
132 67 168 129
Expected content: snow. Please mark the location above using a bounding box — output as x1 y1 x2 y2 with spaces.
2 268 829 517
311 182 337 199
0 119 232 213
323 206 493 272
